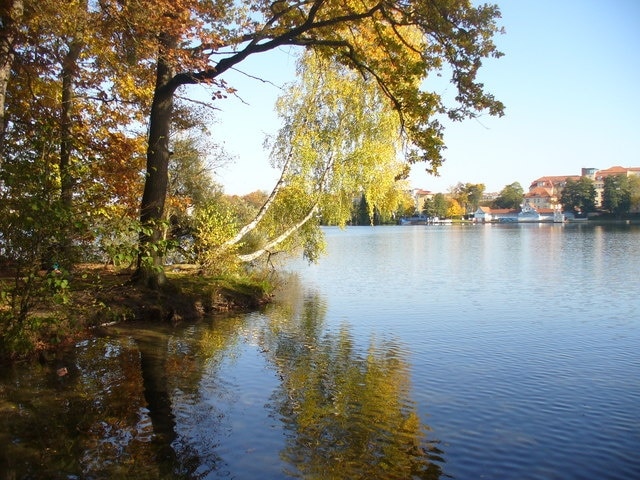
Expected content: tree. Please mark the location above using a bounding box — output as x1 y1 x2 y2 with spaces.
394 194 418 220
1 0 155 347
466 183 486 212
492 182 523 209
423 193 449 219
163 134 227 262
0 0 23 152
630 176 640 212
451 182 485 213
446 198 464 219
226 52 413 262
3 0 153 229
0 0 505 289
560 177 596 216
130 0 505 286
353 195 372 226
601 175 640 217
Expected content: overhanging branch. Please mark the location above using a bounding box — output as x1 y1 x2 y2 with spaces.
238 202 319 263
222 148 294 248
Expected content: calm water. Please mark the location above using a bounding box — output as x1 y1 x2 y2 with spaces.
1 224 639 479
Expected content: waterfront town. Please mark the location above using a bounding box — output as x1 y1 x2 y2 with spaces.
407 165 640 223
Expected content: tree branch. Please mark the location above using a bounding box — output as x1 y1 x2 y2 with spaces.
174 94 221 111
238 202 318 263
171 1 385 88
222 147 293 247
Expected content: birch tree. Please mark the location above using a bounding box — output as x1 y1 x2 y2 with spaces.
228 52 412 264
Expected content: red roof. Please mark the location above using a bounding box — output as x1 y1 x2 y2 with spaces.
596 166 638 179
525 187 553 198
530 175 580 188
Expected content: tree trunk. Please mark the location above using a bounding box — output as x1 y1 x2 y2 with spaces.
60 39 82 209
238 203 319 263
0 0 23 159
222 149 293 248
135 35 178 288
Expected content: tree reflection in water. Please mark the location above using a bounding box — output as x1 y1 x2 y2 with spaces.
0 322 235 479
0 280 443 479
260 287 444 479
0 336 171 479
128 319 247 479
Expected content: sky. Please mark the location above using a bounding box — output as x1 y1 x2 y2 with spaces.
198 0 640 196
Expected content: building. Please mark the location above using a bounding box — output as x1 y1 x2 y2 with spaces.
473 204 562 223
527 166 640 210
592 166 640 207
524 186 555 210
526 175 580 209
474 206 493 222
411 188 434 213
474 207 519 222
482 191 499 203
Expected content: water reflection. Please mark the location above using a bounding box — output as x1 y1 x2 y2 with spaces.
4 225 640 478
136 329 201 478
0 337 163 479
0 277 441 479
261 278 444 479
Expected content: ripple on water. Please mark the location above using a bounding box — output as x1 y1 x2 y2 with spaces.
406 309 640 479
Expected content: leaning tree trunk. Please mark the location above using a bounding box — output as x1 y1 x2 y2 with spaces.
135 36 177 288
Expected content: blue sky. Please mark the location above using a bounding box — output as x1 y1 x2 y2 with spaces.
202 0 640 195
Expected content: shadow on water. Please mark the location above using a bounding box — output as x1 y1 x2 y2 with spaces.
136 332 176 466
0 275 443 479
0 335 164 479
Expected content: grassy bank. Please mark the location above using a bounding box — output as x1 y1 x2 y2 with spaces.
0 264 274 363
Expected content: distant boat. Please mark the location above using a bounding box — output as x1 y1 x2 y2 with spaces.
398 215 453 225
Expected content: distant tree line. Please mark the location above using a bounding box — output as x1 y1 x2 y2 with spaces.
420 181 524 219
418 175 640 221
560 175 640 217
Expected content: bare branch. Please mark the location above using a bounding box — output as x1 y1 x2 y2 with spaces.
230 66 285 91
175 94 221 111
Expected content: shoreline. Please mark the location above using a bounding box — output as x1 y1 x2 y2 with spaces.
0 264 274 364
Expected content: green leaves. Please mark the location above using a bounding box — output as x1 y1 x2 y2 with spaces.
249 52 412 257
560 177 596 215
191 200 242 274
602 175 640 217
493 182 524 210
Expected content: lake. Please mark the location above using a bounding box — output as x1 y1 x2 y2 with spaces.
1 223 639 479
